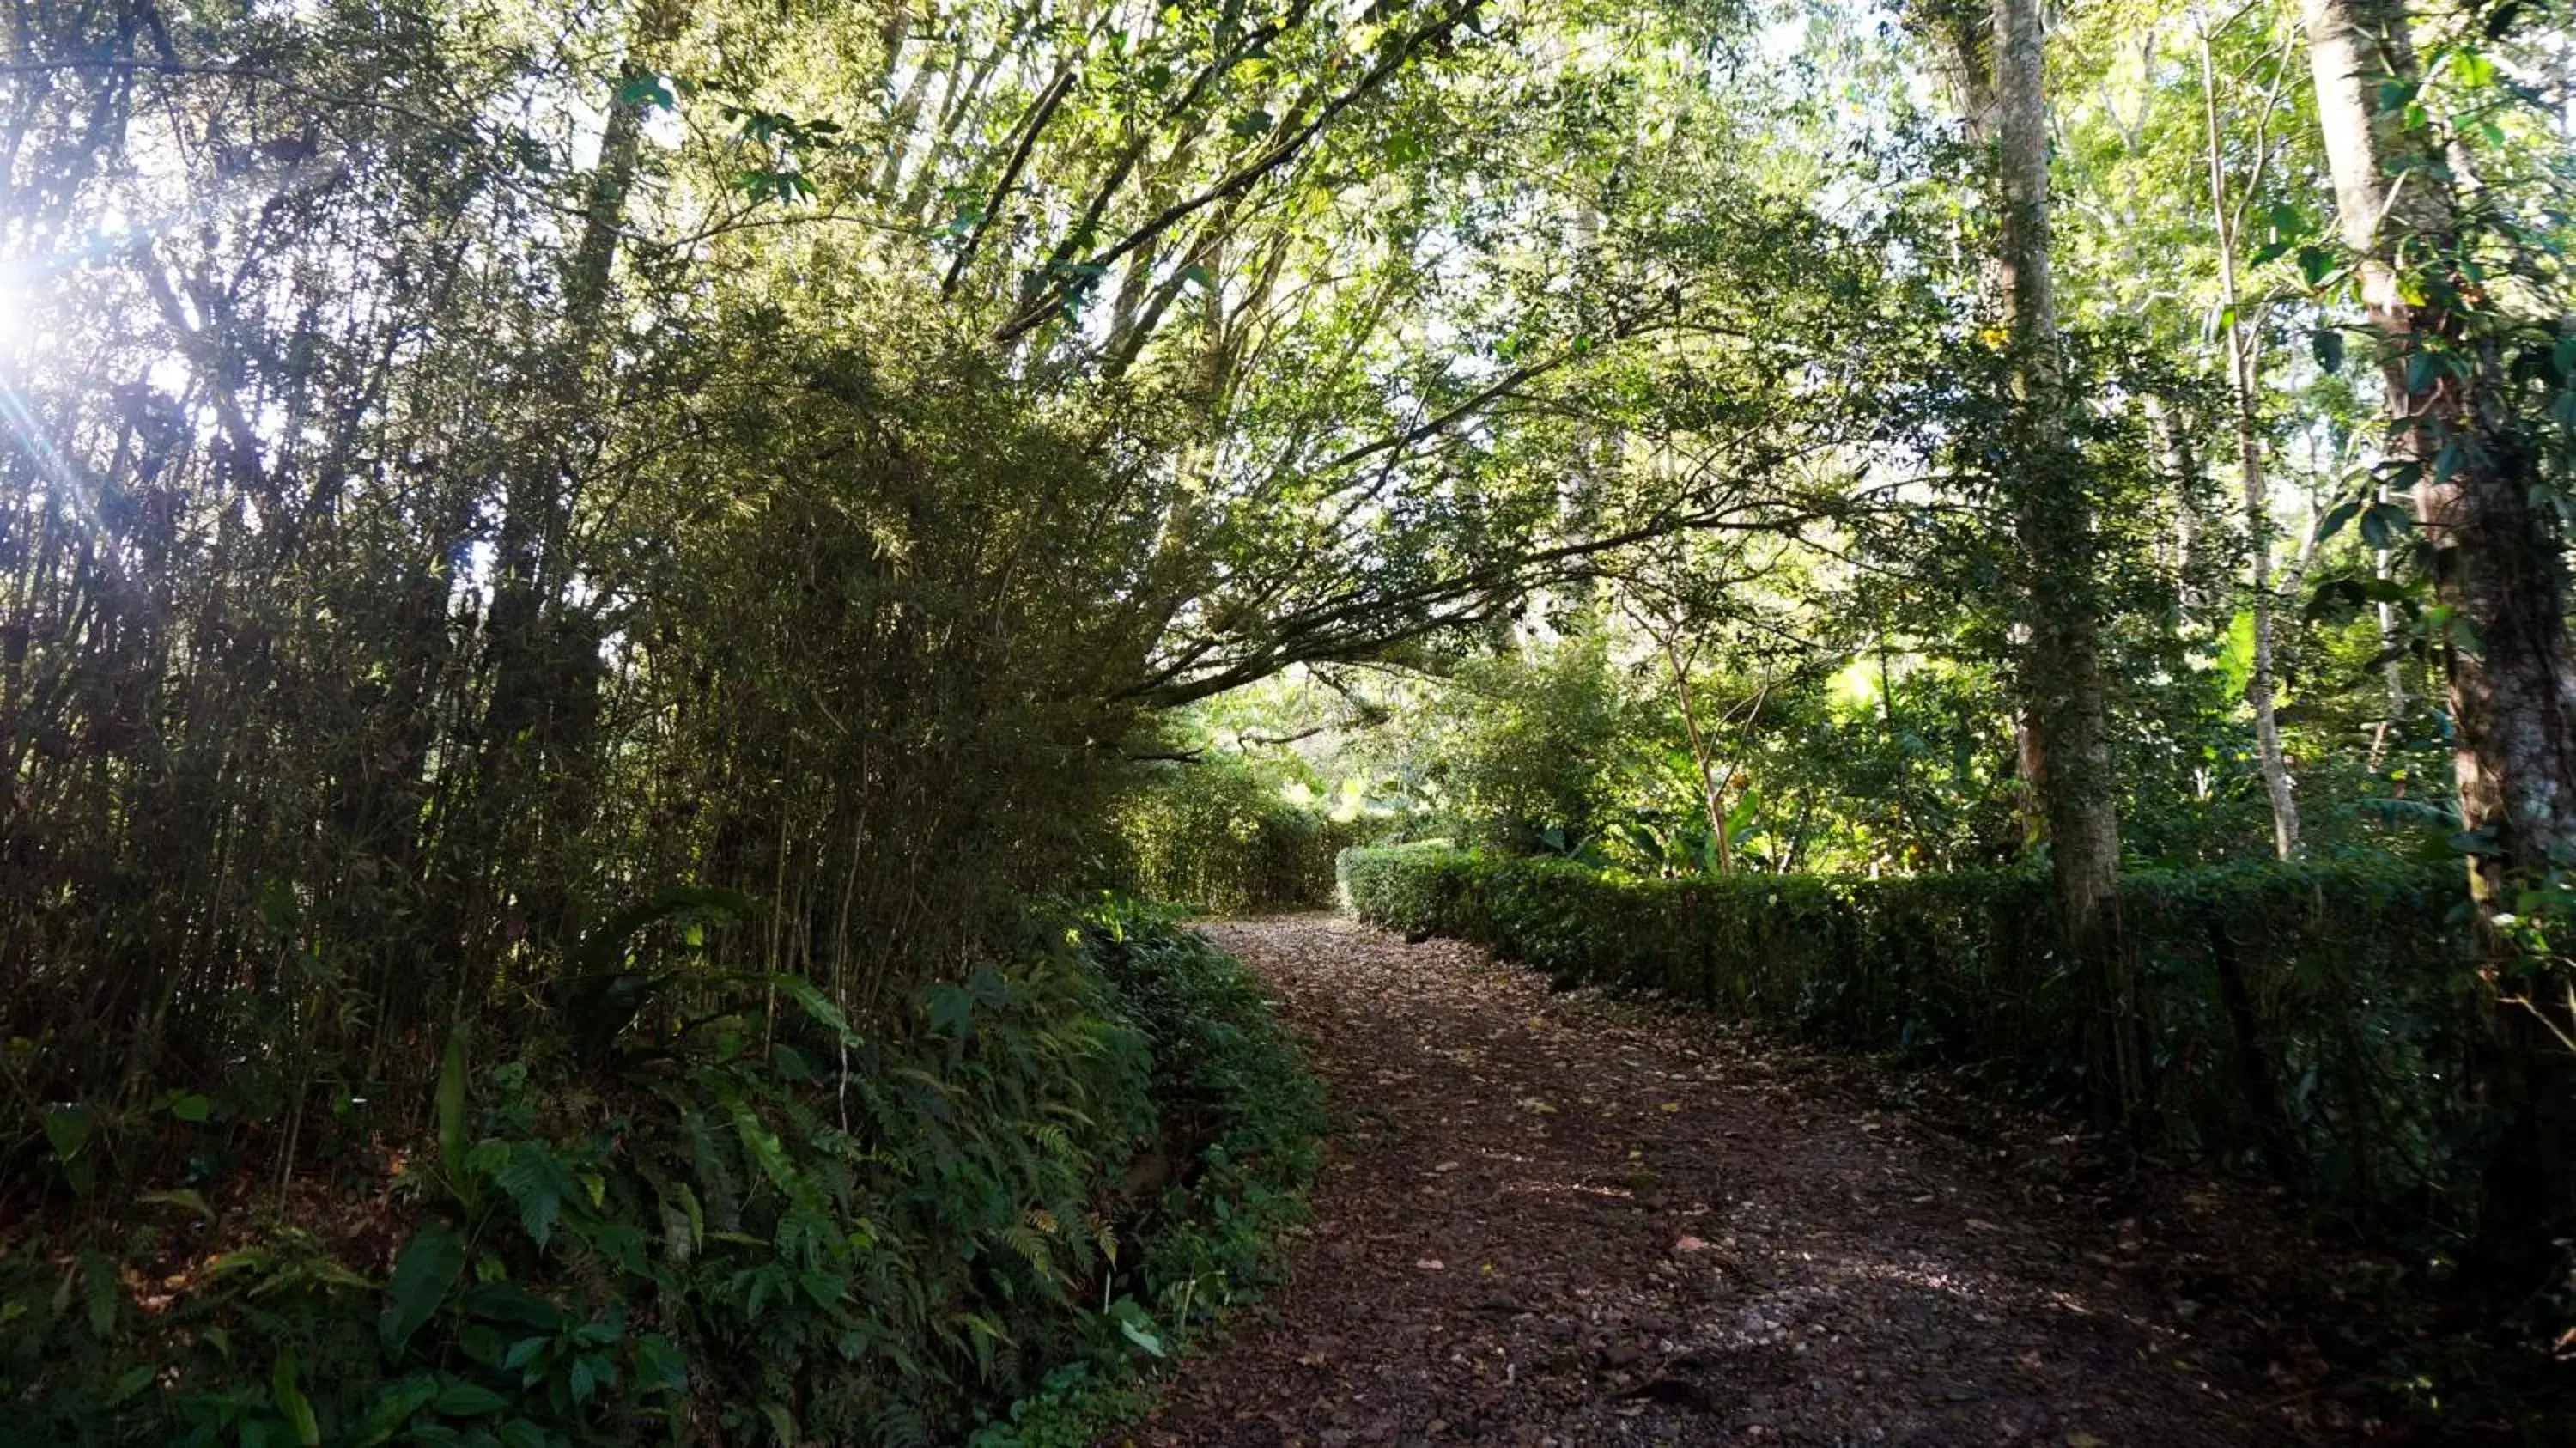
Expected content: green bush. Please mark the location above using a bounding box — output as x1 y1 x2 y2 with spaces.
1113 757 1363 914
0 906 1319 1447
1340 847 2478 1213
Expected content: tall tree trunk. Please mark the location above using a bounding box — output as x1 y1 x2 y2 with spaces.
1927 4 2054 857
2197 23 2301 859
1991 0 2135 1120
2301 0 2576 1267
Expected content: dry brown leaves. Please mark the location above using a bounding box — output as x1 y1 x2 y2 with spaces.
1104 916 2363 1448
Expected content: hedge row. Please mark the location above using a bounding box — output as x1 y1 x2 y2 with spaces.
1114 764 1365 915
1339 845 2478 1210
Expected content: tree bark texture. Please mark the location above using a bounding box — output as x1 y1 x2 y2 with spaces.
2301 0 2576 1261
1991 0 2136 1120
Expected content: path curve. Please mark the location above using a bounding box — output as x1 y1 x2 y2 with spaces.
1121 915 2285 1447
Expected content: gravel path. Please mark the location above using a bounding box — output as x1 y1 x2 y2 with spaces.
1115 915 2289 1447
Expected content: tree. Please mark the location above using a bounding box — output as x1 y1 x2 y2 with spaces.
1988 0 2138 1115
2299 0 2576 1261
2196 9 2304 859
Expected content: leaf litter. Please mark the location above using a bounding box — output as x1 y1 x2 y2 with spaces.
1107 915 2421 1447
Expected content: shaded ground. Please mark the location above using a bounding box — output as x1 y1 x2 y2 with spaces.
1115 915 2360 1447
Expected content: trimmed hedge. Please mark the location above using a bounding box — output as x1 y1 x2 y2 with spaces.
1114 763 1364 914
1340 846 2478 1210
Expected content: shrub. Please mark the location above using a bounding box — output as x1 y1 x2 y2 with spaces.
1339 847 2478 1214
1113 757 1362 914
0 905 1319 1447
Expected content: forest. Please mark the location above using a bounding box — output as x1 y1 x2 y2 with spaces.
1 0 2572 1439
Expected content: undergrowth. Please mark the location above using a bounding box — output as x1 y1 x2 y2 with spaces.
0 903 1319 1446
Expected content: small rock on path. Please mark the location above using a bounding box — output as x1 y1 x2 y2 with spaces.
1115 915 2284 1447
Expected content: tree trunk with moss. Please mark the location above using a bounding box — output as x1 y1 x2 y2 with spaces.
1992 0 2136 1121
2301 0 2576 1269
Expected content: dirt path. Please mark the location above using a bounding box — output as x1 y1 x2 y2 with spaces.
1118 915 2290 1447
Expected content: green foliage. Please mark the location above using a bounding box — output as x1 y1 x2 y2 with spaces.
1111 756 1364 914
1341 846 2480 1215
1437 636 1637 858
3 0 2568 1412
0 908 1319 1447
970 909 1325 1447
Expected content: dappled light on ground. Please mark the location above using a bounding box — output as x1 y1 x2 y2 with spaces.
1121 916 2268 1447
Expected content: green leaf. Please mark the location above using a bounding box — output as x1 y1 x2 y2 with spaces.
495 1142 579 1250
433 1378 513 1415
462 1281 566 1330
1120 1315 1166 1355
568 1352 613 1402
42 1103 94 1162
2296 246 2338 288
1723 785 1760 838
635 1332 688 1395
2432 437 2467 484
769 972 858 1044
798 1269 848 1307
349 1375 442 1448
732 1108 798 1193
80 1252 118 1338
925 980 973 1037
44 1104 94 1197
2359 502 2413 551
1107 1296 1166 1357
2312 497 2360 544
139 1188 216 1222
272 1351 322 1447
382 1225 466 1354
616 73 677 113
2215 610 2256 698
106 1364 155 1405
